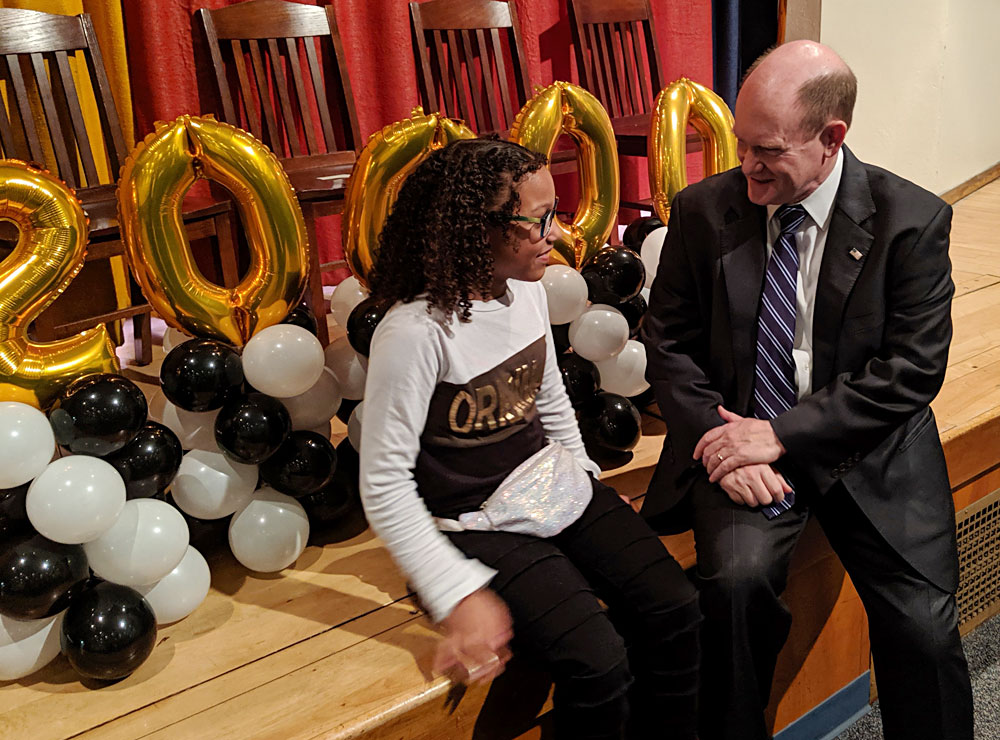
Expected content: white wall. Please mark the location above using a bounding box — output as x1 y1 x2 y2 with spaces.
820 0 1000 195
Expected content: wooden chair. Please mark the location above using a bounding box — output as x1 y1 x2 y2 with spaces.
569 0 702 213
409 0 576 179
0 7 233 365
198 0 364 346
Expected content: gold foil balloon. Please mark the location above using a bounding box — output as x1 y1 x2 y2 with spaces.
649 78 739 222
510 82 619 269
342 107 474 285
117 115 309 346
0 161 119 409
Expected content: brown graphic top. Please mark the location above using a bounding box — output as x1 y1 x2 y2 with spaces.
421 336 546 448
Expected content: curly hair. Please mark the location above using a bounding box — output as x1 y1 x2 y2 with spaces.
369 137 547 323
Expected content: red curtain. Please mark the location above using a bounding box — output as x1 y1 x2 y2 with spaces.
122 0 713 283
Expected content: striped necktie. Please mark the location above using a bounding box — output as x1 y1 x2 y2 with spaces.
753 204 806 518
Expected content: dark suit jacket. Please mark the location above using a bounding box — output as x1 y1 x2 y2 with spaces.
641 147 959 592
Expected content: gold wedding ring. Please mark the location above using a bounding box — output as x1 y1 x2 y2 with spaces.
717 452 725 462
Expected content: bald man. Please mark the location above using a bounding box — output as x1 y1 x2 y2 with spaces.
641 42 973 739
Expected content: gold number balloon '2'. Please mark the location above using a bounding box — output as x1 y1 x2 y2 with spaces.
510 82 619 269
342 108 474 285
0 161 119 408
649 78 739 222
117 115 309 346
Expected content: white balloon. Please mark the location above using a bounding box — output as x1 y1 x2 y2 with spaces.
640 226 668 288
540 265 589 325
84 499 189 586
229 488 309 572
568 305 629 362
243 324 325 398
347 402 364 452
27 456 125 544
0 402 56 489
137 546 211 624
162 327 190 354
279 367 342 430
171 449 257 520
149 390 220 452
324 335 367 400
329 276 368 329
595 340 650 397
0 612 65 681
640 286 651 305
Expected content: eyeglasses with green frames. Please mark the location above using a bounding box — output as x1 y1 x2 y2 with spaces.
506 197 559 239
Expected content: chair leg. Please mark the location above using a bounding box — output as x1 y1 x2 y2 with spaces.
132 310 153 366
301 205 330 347
214 208 241 289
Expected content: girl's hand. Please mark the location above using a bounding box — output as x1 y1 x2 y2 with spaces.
434 588 513 684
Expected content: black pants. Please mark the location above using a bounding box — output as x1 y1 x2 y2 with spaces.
446 479 701 740
691 478 973 740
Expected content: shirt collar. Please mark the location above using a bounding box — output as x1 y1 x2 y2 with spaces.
766 147 844 231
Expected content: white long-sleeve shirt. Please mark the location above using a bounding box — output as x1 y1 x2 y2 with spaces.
359 279 599 622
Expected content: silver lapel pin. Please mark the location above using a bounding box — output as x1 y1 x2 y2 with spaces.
849 248 863 261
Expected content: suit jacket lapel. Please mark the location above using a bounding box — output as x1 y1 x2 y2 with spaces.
720 194 767 413
812 147 876 389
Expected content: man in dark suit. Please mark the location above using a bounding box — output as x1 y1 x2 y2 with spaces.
641 41 973 739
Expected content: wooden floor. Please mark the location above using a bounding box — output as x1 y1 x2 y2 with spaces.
2 180 1000 740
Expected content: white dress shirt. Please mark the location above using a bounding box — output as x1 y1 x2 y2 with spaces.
765 148 844 398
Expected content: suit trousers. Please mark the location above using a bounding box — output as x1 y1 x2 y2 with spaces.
690 477 973 740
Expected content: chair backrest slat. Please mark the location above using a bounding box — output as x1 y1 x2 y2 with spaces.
284 38 318 155
410 0 530 135
28 51 75 186
197 0 360 161
3 54 45 164
53 50 99 186
570 0 665 119
267 37 301 157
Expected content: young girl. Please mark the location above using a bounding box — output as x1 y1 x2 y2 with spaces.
359 138 700 740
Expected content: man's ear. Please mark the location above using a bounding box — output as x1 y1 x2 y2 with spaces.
820 120 848 155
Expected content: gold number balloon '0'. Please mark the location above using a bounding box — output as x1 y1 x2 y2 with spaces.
117 115 309 346
342 107 474 285
510 81 619 269
0 161 119 408
648 78 739 222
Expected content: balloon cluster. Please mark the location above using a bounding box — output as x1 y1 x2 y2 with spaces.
542 218 668 468
151 306 368 571
0 378 203 683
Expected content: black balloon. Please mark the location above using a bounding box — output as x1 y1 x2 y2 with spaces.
581 247 646 305
0 535 89 619
160 338 244 413
585 444 635 471
347 296 393 357
614 292 648 336
60 581 157 681
48 374 148 456
300 439 367 544
622 216 664 250
260 431 338 498
335 398 361 425
558 353 602 409
578 393 642 452
283 304 319 336
165 494 230 554
0 483 32 543
103 422 183 500
551 323 572 354
215 393 291 464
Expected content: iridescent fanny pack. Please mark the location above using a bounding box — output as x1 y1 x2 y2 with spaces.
434 442 592 538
